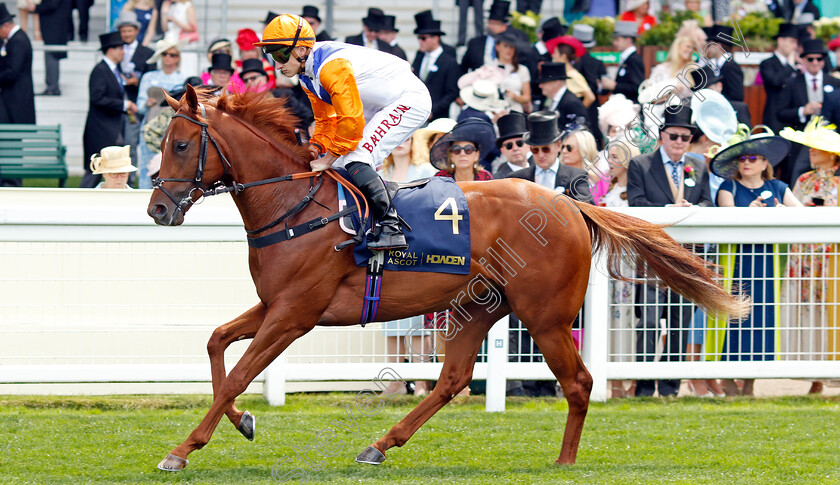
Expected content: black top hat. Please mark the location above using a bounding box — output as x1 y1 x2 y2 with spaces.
711 136 791 179
429 118 497 170
488 0 511 22
300 6 321 23
0 5 15 24
381 15 398 33
689 65 723 91
263 11 280 24
99 32 124 52
540 17 566 43
414 10 445 36
524 111 563 146
496 111 528 146
208 53 234 73
703 25 734 46
363 8 386 30
801 38 826 57
240 58 267 77
660 106 696 132
775 22 799 39
537 62 567 84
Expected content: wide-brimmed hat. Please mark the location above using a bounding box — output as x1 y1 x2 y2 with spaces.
711 130 790 179
460 80 508 112
301 5 321 23
545 35 585 59
613 20 638 38
414 10 445 36
775 22 799 39
780 116 840 156
0 5 15 24
115 11 141 30
496 111 528 146
572 24 596 48
524 111 563 146
90 145 137 174
703 25 734 46
99 32 124 52
540 17 567 43
208 53 234 73
149 35 185 63
362 8 386 30
429 118 497 170
660 106 696 132
236 28 259 52
414 118 458 158
625 0 649 11
207 37 232 54
691 89 737 144
241 58 267 77
488 0 511 22
537 62 567 83
598 93 639 136
801 38 826 57
689 64 723 91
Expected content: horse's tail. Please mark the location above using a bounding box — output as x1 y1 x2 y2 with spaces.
572 200 750 319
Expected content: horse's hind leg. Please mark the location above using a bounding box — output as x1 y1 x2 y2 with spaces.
206 303 265 439
529 323 592 465
356 302 509 465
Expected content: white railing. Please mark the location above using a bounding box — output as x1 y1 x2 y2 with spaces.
2 188 840 408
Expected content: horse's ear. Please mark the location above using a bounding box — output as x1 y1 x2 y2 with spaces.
164 90 180 111
183 84 199 114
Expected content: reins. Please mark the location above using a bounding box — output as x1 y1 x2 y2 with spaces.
153 103 370 250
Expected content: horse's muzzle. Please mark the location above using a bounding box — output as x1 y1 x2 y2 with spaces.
148 201 185 226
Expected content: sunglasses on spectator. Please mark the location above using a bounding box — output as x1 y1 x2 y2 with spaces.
561 144 576 152
503 140 524 150
418 35 429 41
162 52 180 58
663 132 692 142
242 75 263 82
737 155 766 163
530 146 553 154
262 44 294 64
805 56 824 63
450 144 476 155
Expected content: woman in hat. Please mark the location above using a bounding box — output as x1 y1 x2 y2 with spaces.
779 118 840 394
137 36 186 116
90 146 137 189
160 0 197 44
619 0 656 35
429 118 495 182
122 0 158 46
545 35 595 108
710 132 801 396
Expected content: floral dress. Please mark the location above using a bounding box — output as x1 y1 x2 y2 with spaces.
781 166 840 360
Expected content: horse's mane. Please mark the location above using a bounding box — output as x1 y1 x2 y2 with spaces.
205 90 311 163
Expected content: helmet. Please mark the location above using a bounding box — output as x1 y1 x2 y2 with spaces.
254 14 316 50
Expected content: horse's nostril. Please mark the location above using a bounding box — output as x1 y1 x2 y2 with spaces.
153 204 167 217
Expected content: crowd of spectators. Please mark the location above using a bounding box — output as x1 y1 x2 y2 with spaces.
1 0 839 397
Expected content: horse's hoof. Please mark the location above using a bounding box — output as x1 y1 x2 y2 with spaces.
238 411 255 441
355 445 386 465
157 453 188 471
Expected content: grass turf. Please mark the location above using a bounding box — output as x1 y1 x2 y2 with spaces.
1 394 838 484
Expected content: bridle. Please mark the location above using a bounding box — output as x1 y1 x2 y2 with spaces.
152 102 369 247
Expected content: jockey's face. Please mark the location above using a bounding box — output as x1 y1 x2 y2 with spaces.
275 46 308 77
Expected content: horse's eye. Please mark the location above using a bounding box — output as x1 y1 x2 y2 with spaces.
174 141 189 153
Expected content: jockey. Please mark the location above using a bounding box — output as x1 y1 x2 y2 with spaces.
255 14 432 251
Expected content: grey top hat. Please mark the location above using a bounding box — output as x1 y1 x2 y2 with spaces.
572 24 595 48
613 20 638 38
115 11 141 30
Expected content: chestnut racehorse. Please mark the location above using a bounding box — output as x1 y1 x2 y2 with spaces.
148 86 749 471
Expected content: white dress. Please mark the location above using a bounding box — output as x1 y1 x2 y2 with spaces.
166 1 192 40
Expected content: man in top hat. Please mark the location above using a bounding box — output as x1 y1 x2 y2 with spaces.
702 25 745 102
81 32 139 188
460 0 530 75
240 58 270 93
760 23 800 134
535 17 566 63
507 110 593 199
412 10 459 121
30 0 71 96
0 5 34 187
778 38 840 181
690 65 752 127
301 5 332 42
492 111 531 179
345 7 394 55
601 20 644 103
626 106 711 397
536 62 587 129
378 15 407 61
207 53 235 92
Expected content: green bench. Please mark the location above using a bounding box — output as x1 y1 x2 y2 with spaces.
0 124 68 187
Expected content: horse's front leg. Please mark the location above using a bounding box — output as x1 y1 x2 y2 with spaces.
356 302 508 465
206 303 265 439
158 308 317 471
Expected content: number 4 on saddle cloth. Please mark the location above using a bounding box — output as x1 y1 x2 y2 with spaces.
334 169 472 276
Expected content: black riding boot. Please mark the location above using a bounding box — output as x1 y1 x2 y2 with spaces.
346 161 408 251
